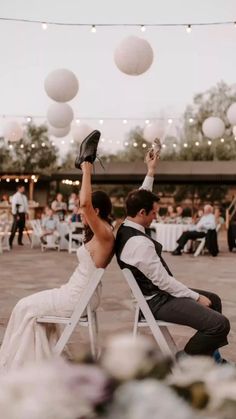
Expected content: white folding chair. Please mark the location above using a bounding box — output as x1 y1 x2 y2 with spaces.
0 222 10 253
68 222 84 253
122 268 178 358
194 224 221 257
31 219 60 251
37 268 104 360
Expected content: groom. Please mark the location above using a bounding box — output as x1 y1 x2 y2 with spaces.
115 152 230 357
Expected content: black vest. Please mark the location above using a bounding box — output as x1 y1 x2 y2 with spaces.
115 224 173 301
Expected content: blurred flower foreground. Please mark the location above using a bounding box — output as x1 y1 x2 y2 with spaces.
0 333 236 419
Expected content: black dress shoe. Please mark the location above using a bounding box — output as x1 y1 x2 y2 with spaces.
75 130 101 170
172 249 182 255
18 242 24 246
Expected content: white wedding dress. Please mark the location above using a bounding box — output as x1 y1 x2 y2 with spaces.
0 245 100 370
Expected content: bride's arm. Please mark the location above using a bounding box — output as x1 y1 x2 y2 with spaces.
79 162 110 241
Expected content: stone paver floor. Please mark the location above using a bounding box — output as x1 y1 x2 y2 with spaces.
0 235 235 361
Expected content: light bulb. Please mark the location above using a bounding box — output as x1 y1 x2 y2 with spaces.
173 143 177 148
91 25 96 33
186 25 192 33
195 141 199 146
76 119 80 124
141 25 146 32
133 142 138 147
142 143 147 148
208 140 212 146
99 119 104 125
145 119 150 124
220 138 224 143
42 22 48 30
184 143 188 148
123 119 127 124
188 117 194 123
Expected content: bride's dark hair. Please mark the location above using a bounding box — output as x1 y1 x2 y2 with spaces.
84 190 112 243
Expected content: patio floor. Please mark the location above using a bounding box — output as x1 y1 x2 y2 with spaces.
0 232 235 362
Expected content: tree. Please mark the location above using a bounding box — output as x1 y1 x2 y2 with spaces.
0 138 14 171
179 81 236 160
11 124 59 174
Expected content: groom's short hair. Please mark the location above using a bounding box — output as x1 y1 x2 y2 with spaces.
125 189 160 217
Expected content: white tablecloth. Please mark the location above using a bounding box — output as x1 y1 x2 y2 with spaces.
151 223 191 252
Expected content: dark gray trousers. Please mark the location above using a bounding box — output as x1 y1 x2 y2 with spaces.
148 288 230 356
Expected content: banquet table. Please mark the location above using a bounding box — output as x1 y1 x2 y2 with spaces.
151 222 192 252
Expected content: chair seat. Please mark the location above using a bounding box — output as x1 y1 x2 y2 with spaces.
138 318 177 327
37 315 88 324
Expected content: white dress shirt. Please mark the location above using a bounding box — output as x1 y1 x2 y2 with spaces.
11 192 28 215
193 214 216 232
119 175 199 301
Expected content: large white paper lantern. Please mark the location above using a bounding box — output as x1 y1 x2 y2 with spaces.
3 121 23 142
47 103 74 128
44 69 79 102
48 124 71 138
71 124 93 142
143 122 165 142
202 117 225 140
227 103 236 125
114 36 154 76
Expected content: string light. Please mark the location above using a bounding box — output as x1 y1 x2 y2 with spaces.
99 119 104 125
124 141 129 147
142 143 147 148
145 120 150 124
15 178 19 182
31 144 35 148
140 25 146 32
61 140 65 144
9 144 13 149
184 143 188 148
26 116 32 123
208 140 212 145
6 178 10 182
31 175 36 179
0 17 235 29
195 141 200 146
91 25 96 33
41 142 45 147
162 144 166 148
75 119 80 124
173 143 177 148
186 24 192 33
220 138 225 143
188 117 194 124
70 139 74 144
101 138 105 142
20 144 24 148
24 179 28 183
123 119 128 124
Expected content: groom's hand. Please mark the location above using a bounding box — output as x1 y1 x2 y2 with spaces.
145 150 159 177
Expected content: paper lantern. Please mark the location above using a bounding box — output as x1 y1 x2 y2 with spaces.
114 36 154 76
47 103 74 128
3 121 23 142
143 122 165 142
202 117 225 140
44 69 79 102
71 124 93 142
48 124 71 138
227 103 236 125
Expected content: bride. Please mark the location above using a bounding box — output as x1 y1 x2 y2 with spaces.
0 131 114 370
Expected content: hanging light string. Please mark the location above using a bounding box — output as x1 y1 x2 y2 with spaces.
0 17 236 30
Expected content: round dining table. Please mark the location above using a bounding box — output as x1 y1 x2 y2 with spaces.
151 222 192 252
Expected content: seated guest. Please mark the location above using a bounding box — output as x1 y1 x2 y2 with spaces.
175 205 183 223
68 192 79 212
51 193 67 221
115 152 230 359
65 206 83 244
0 194 10 206
172 204 216 255
41 207 60 244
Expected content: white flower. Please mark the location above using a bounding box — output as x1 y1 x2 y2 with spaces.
0 358 110 419
106 380 197 419
167 356 216 386
101 333 158 380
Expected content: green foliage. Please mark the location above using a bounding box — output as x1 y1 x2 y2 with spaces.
180 81 236 160
0 139 14 171
3 124 59 174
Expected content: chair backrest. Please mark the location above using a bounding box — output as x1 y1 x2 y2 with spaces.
69 268 104 323
122 268 175 356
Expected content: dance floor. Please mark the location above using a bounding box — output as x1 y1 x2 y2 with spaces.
0 233 235 362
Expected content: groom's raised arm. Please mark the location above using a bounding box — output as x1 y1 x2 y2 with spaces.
140 151 159 192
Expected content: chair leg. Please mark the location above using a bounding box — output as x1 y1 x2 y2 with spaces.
87 305 98 360
133 305 140 338
159 326 178 354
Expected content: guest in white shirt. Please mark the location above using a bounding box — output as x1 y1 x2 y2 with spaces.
172 205 216 255
9 184 29 248
115 152 230 357
40 207 60 245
